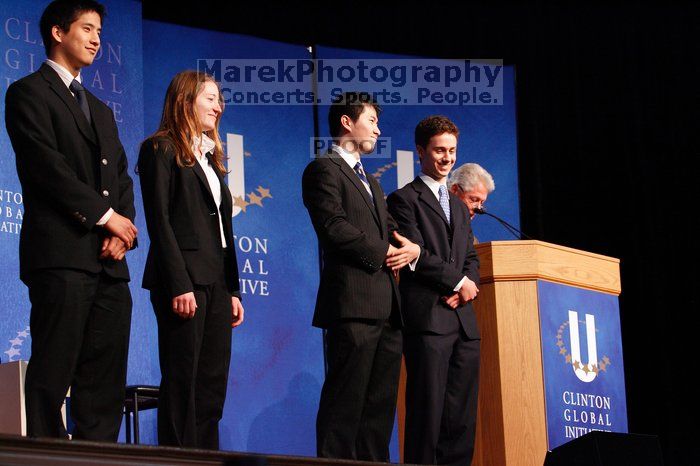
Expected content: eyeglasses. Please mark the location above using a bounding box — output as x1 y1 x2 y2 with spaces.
467 196 485 207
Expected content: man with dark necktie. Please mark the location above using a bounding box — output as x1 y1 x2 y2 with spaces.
302 91 420 461
4 0 137 440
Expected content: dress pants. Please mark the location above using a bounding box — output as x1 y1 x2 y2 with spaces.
24 268 132 440
316 318 402 462
152 270 232 449
404 329 480 466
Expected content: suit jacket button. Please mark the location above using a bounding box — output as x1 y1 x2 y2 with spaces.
102 189 109 197
101 158 108 165
450 258 455 263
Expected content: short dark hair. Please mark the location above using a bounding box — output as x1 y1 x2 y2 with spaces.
40 0 106 56
415 115 459 149
328 91 381 139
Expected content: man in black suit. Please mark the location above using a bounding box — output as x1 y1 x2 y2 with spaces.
4 0 137 441
302 92 420 461
387 116 481 466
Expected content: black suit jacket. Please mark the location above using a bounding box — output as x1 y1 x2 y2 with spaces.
5 63 135 282
138 136 241 300
387 177 480 337
302 151 400 328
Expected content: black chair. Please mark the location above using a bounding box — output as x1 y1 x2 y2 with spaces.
123 385 159 444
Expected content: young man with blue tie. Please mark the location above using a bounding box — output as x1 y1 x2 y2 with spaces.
387 115 481 466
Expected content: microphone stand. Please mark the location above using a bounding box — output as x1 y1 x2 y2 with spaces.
474 208 533 240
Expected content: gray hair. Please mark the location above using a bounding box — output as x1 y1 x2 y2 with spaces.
448 163 495 192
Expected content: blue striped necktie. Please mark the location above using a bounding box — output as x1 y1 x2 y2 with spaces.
439 184 450 221
354 161 373 199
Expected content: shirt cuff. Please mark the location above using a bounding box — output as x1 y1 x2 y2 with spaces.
96 208 114 226
407 249 420 271
454 276 467 292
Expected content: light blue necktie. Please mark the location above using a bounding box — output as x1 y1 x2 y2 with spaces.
439 184 450 221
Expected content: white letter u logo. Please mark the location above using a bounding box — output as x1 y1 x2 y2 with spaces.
568 310 598 383
227 133 245 217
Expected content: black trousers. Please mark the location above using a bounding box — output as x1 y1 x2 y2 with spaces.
403 329 480 466
316 318 402 462
24 268 132 440
152 271 232 449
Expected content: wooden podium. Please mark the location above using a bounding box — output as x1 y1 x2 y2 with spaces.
0 361 27 436
471 240 621 466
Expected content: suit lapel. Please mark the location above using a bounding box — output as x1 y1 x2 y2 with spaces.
413 177 450 227
448 192 462 251
211 154 233 218
210 155 234 241
327 152 381 227
40 64 97 146
192 156 216 208
87 92 111 149
368 175 386 237
449 193 461 231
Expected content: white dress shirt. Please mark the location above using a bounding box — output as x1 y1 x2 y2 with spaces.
193 134 227 247
332 144 373 196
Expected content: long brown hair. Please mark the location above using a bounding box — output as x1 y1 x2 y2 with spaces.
151 70 227 173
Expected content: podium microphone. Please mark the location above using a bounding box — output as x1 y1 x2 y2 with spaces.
474 207 533 240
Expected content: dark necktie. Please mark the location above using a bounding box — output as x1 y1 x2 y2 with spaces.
69 79 91 123
354 161 373 199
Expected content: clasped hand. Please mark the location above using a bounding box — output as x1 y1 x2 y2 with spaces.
99 236 127 261
385 231 420 273
442 278 479 309
104 212 137 249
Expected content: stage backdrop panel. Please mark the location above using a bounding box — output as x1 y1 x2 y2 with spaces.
314 45 520 243
538 280 628 449
0 0 145 388
142 21 323 455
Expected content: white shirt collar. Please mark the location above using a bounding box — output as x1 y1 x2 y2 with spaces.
192 133 216 160
419 172 448 201
332 144 361 170
45 59 82 89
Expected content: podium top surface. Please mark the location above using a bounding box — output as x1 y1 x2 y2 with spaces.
475 240 621 295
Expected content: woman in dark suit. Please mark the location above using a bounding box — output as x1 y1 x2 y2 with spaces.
138 70 244 449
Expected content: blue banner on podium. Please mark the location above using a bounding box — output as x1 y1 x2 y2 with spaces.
538 280 628 449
